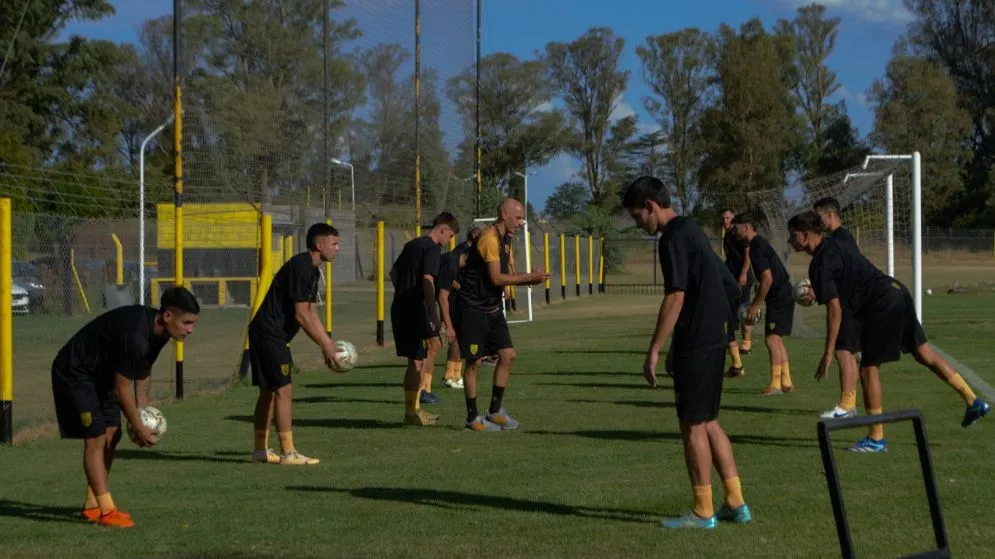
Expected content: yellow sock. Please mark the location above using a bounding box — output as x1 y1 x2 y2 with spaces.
729 345 743 369
781 362 792 387
742 339 752 351
692 485 714 519
278 431 295 454
868 408 884 441
455 361 464 378
84 486 98 509
840 391 857 410
947 373 977 405
722 476 744 509
96 492 116 515
253 428 270 452
768 364 782 390
420 372 433 393
404 390 420 414
443 361 457 380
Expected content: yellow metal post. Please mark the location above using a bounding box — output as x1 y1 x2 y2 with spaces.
376 221 385 346
325 218 333 336
0 198 12 444
587 235 593 295
173 52 185 399
574 234 581 297
559 233 566 300
111 233 123 286
598 237 605 293
543 232 550 304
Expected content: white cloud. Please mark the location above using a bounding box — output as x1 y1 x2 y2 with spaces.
831 85 853 102
771 0 912 25
532 101 554 114
609 95 637 123
856 92 873 110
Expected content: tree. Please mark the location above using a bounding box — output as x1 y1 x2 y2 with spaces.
868 56 973 225
544 27 632 203
636 28 715 213
810 102 871 177
544 182 590 220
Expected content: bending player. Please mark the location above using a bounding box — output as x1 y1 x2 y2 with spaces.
249 222 342 466
716 251 747 378
51 286 200 527
455 198 546 432
389 212 458 424
732 212 795 395
623 176 750 529
438 225 482 389
720 208 754 356
788 211 990 453
812 197 860 419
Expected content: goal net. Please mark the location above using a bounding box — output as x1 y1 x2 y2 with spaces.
472 217 536 324
742 159 917 338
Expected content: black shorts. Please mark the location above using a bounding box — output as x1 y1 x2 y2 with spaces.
672 348 725 422
764 298 794 337
52 368 120 439
391 301 440 359
859 283 928 368
835 311 862 353
725 293 740 342
454 303 513 361
249 333 294 390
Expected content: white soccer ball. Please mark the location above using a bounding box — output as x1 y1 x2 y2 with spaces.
330 340 358 372
738 303 762 326
127 405 167 445
794 279 815 307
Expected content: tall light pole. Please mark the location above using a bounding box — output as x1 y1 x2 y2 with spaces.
139 114 175 305
330 158 356 212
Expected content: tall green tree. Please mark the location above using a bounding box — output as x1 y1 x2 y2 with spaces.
544 182 590 220
810 102 871 177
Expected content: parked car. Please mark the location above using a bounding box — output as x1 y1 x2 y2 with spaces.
12 281 29 314
12 260 45 311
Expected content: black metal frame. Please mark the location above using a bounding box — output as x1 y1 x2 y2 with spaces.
817 409 951 559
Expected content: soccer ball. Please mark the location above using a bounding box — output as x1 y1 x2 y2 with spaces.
126 406 167 445
329 340 358 372
793 279 814 307
738 303 762 326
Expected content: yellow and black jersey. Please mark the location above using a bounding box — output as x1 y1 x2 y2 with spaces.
457 226 510 312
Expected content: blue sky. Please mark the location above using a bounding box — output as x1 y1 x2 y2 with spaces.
60 0 910 211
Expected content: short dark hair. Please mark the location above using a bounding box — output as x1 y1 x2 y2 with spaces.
787 210 824 234
431 211 460 234
159 286 200 315
813 197 842 216
621 176 671 210
731 211 756 229
306 222 339 251
467 225 482 242
719 208 735 216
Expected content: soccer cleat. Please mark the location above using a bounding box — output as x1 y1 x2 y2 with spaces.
716 503 752 524
81 507 132 523
962 398 991 427
739 346 752 356
485 408 519 430
780 384 795 393
820 406 857 420
466 416 502 432
98 509 135 528
251 448 280 464
280 450 320 465
404 409 439 426
725 366 745 378
420 391 442 405
847 437 887 453
441 378 464 389
660 512 717 529
761 386 783 396
452 378 464 389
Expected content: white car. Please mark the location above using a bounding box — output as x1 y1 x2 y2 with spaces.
12 281 29 315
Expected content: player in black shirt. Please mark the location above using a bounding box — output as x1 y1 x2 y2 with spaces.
720 208 755 355
249 222 342 466
456 198 546 432
623 176 751 530
389 212 459 426
715 251 747 378
438 225 482 389
812 197 861 419
788 211 990 453
732 212 795 395
51 286 200 528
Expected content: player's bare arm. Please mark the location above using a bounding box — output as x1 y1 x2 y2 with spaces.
294 301 338 367
739 246 751 286
422 274 441 329
645 290 685 387
486 259 546 287
818 297 843 381
135 376 151 408
438 287 455 343
750 269 772 320
114 372 157 446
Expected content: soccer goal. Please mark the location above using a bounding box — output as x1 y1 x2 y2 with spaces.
745 152 923 335
472 216 535 325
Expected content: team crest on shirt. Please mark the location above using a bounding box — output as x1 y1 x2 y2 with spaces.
768 322 775 332
281 364 290 376
80 412 92 427
469 344 479 355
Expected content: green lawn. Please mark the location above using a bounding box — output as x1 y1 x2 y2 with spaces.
1 292 994 558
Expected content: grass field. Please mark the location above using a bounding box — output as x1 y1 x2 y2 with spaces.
2 289 994 558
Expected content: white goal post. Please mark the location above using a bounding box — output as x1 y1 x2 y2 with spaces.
472 216 534 325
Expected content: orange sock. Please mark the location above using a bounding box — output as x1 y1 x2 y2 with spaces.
443 361 457 380
405 390 420 414
253 428 270 452
723 476 744 509
96 492 116 515
692 485 714 519
768 365 782 391
84 486 98 510
840 391 857 410
781 362 793 387
868 408 884 440
729 345 743 369
455 361 464 378
420 372 433 393
947 374 977 405
278 431 295 454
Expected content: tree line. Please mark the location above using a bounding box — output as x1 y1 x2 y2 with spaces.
0 1 991 229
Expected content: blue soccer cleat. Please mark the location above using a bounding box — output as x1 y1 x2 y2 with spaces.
847 437 887 453
660 512 717 530
716 503 752 524
962 398 991 427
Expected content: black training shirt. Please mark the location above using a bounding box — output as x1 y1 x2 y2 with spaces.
250 252 320 342
723 226 754 282
659 217 729 355
808 236 894 316
831 226 858 249
748 235 792 306
391 236 442 308
458 227 510 312
438 242 469 296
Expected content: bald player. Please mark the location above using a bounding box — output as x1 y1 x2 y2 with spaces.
454 198 547 432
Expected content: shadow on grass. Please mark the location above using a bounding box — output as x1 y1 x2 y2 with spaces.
284 486 658 523
551 349 646 356
295 395 397 405
0 499 80 523
519 371 641 377
304 382 397 389
535 381 671 390
528 429 814 448
115 449 246 464
224 415 402 430
565 398 816 417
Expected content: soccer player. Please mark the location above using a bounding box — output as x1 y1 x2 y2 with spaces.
623 176 750 529
438 225 483 389
455 198 546 432
715 251 747 378
51 286 200 528
812 197 860 419
787 210 990 452
389 212 459 425
720 208 754 356
249 222 342 466
732 212 795 395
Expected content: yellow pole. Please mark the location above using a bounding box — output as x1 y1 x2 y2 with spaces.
559 233 566 300
449 236 456 252
173 55 185 399
70 249 90 313
282 235 293 263
414 0 422 238
587 235 593 295
111 233 123 286
376 221 385 346
574 234 580 297
0 198 12 444
324 218 333 336
598 237 605 294
543 232 550 304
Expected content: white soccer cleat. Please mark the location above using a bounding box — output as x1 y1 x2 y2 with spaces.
820 406 857 419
